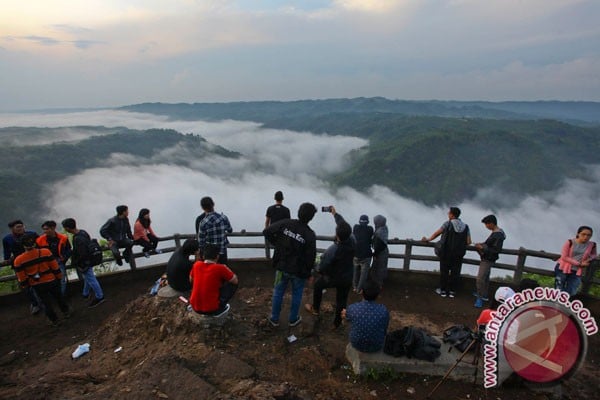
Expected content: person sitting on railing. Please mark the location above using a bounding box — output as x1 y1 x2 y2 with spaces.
197 196 233 265
305 206 354 329
188 244 238 317
473 215 506 308
100 205 134 266
342 279 389 353
166 238 199 293
371 215 389 288
555 226 597 297
133 208 162 258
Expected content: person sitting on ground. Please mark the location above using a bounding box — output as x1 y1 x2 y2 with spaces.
305 205 354 328
476 286 516 328
371 215 389 288
36 220 72 297
133 208 161 257
62 218 106 308
555 225 597 297
13 233 70 326
352 214 373 294
473 214 506 308
166 238 199 293
189 244 238 316
342 280 389 353
100 205 134 266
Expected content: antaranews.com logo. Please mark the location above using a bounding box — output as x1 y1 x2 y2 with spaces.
483 287 597 388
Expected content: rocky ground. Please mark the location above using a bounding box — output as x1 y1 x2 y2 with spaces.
0 263 598 400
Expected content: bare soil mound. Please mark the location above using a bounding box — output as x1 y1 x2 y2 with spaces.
0 265 598 399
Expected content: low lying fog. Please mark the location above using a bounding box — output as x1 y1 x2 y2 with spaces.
2 110 599 273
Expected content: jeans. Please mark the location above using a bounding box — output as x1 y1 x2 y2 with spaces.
312 277 351 327
555 269 581 297
476 260 493 299
80 267 104 299
110 238 134 263
57 260 68 296
353 257 371 291
270 270 305 323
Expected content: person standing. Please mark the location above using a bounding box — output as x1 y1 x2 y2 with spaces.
13 233 69 326
422 207 471 298
197 196 233 265
352 214 373 293
263 202 317 327
189 244 238 316
36 220 72 297
305 206 354 328
100 205 134 266
133 208 161 257
62 218 106 307
371 215 389 288
474 215 506 308
3 219 41 314
555 226 597 297
265 191 291 228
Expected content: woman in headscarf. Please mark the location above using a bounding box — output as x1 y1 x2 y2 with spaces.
370 215 389 288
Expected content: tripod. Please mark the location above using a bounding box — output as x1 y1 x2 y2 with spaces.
427 333 483 398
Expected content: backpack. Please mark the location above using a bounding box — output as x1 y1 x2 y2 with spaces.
87 238 104 267
442 324 474 353
436 222 468 259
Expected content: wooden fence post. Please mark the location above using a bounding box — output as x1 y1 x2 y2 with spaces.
513 247 527 285
403 241 412 271
174 233 182 249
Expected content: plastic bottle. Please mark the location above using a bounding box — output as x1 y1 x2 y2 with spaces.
72 343 90 359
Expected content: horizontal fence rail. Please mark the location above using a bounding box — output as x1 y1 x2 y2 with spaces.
1 231 598 296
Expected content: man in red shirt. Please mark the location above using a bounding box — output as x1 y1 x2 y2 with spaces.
189 244 238 316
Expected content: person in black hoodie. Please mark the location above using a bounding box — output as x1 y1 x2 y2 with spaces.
352 214 373 294
263 202 317 328
305 206 354 328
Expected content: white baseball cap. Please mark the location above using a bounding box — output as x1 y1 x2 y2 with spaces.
495 286 515 303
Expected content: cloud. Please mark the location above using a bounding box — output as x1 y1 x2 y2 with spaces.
21 110 599 275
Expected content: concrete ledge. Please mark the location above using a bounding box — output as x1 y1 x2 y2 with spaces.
346 337 479 382
186 308 230 328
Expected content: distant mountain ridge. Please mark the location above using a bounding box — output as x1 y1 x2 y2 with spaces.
120 97 600 125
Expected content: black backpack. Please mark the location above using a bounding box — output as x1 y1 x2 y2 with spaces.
437 223 468 259
87 238 104 266
442 325 474 352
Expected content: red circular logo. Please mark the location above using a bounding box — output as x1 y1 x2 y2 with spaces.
502 305 581 383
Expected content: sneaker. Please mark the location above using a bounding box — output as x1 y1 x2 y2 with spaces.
289 316 302 327
214 304 231 318
30 305 41 315
48 319 61 327
435 288 447 297
89 297 106 308
115 258 123 266
474 297 484 308
267 317 279 327
304 303 319 316
143 252 151 258
154 249 162 254
82 293 91 300
472 292 489 301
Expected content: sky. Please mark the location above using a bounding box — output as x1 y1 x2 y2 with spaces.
2 109 599 274
1 0 599 110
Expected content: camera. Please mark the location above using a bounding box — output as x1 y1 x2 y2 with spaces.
321 206 332 212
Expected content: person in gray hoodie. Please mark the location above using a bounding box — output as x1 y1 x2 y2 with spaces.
422 207 471 298
371 215 389 287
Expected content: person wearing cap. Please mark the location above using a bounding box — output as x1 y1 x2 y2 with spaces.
352 214 373 293
305 206 354 329
473 215 506 308
265 191 291 228
13 233 70 326
263 202 317 328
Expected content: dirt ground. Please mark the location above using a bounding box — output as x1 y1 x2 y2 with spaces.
0 262 598 400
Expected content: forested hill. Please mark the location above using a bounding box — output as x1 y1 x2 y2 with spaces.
0 128 238 227
120 99 600 206
120 98 600 125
